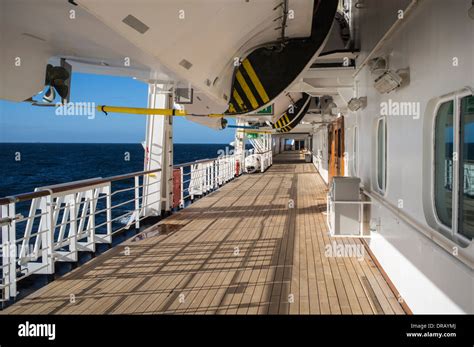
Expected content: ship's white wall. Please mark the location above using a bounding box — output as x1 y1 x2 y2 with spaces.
312 126 329 184
313 0 474 313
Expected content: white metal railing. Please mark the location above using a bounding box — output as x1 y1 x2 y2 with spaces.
259 150 273 173
0 152 257 303
248 136 273 173
174 155 238 206
0 169 161 302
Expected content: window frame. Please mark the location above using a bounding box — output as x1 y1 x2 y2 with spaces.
375 117 387 194
432 91 474 242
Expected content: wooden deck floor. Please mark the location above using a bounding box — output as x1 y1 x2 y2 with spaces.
2 152 405 315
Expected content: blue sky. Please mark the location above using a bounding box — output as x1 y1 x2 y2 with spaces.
0 73 235 144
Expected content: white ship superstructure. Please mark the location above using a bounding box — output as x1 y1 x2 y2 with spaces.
0 0 473 314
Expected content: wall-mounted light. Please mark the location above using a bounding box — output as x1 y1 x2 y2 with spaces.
374 69 409 94
347 97 367 111
368 56 388 76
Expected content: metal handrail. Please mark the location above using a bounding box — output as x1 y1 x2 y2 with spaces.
0 168 162 205
0 148 274 303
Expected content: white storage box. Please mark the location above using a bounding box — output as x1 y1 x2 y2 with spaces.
327 177 361 236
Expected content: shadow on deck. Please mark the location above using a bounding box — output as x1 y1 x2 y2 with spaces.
2 152 406 315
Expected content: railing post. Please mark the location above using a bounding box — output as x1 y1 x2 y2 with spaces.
1 204 10 300
44 195 55 275
89 190 96 250
190 165 195 200
231 156 235 179
225 157 229 182
1 203 17 300
180 167 184 207
210 162 214 190
134 176 141 229
208 163 211 191
105 185 112 243
199 164 204 195
68 195 78 261
206 163 210 192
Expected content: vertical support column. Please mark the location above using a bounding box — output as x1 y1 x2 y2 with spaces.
165 110 173 212
180 167 184 207
234 117 246 176
143 83 173 217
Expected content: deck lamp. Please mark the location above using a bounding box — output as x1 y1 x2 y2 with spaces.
347 97 367 111
374 69 409 94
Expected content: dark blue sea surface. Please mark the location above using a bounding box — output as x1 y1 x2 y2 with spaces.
0 143 231 198
0 143 233 241
0 143 235 295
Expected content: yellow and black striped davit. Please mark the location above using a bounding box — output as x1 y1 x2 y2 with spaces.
225 0 338 115
271 95 312 133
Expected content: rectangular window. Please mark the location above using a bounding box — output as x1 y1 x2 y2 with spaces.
434 101 454 228
459 95 474 239
377 118 387 192
434 95 474 240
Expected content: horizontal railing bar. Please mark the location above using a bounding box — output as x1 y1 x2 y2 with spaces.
173 156 234 169
0 151 247 300
0 168 162 205
173 158 214 168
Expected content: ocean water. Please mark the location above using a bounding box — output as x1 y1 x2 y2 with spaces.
0 143 231 198
0 143 233 241
0 143 237 293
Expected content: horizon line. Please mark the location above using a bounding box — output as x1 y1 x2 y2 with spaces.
0 142 232 145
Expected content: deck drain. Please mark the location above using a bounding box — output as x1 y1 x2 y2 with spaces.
359 275 384 314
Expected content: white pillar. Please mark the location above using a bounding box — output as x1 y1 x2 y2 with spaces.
143 83 173 216
234 117 246 175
